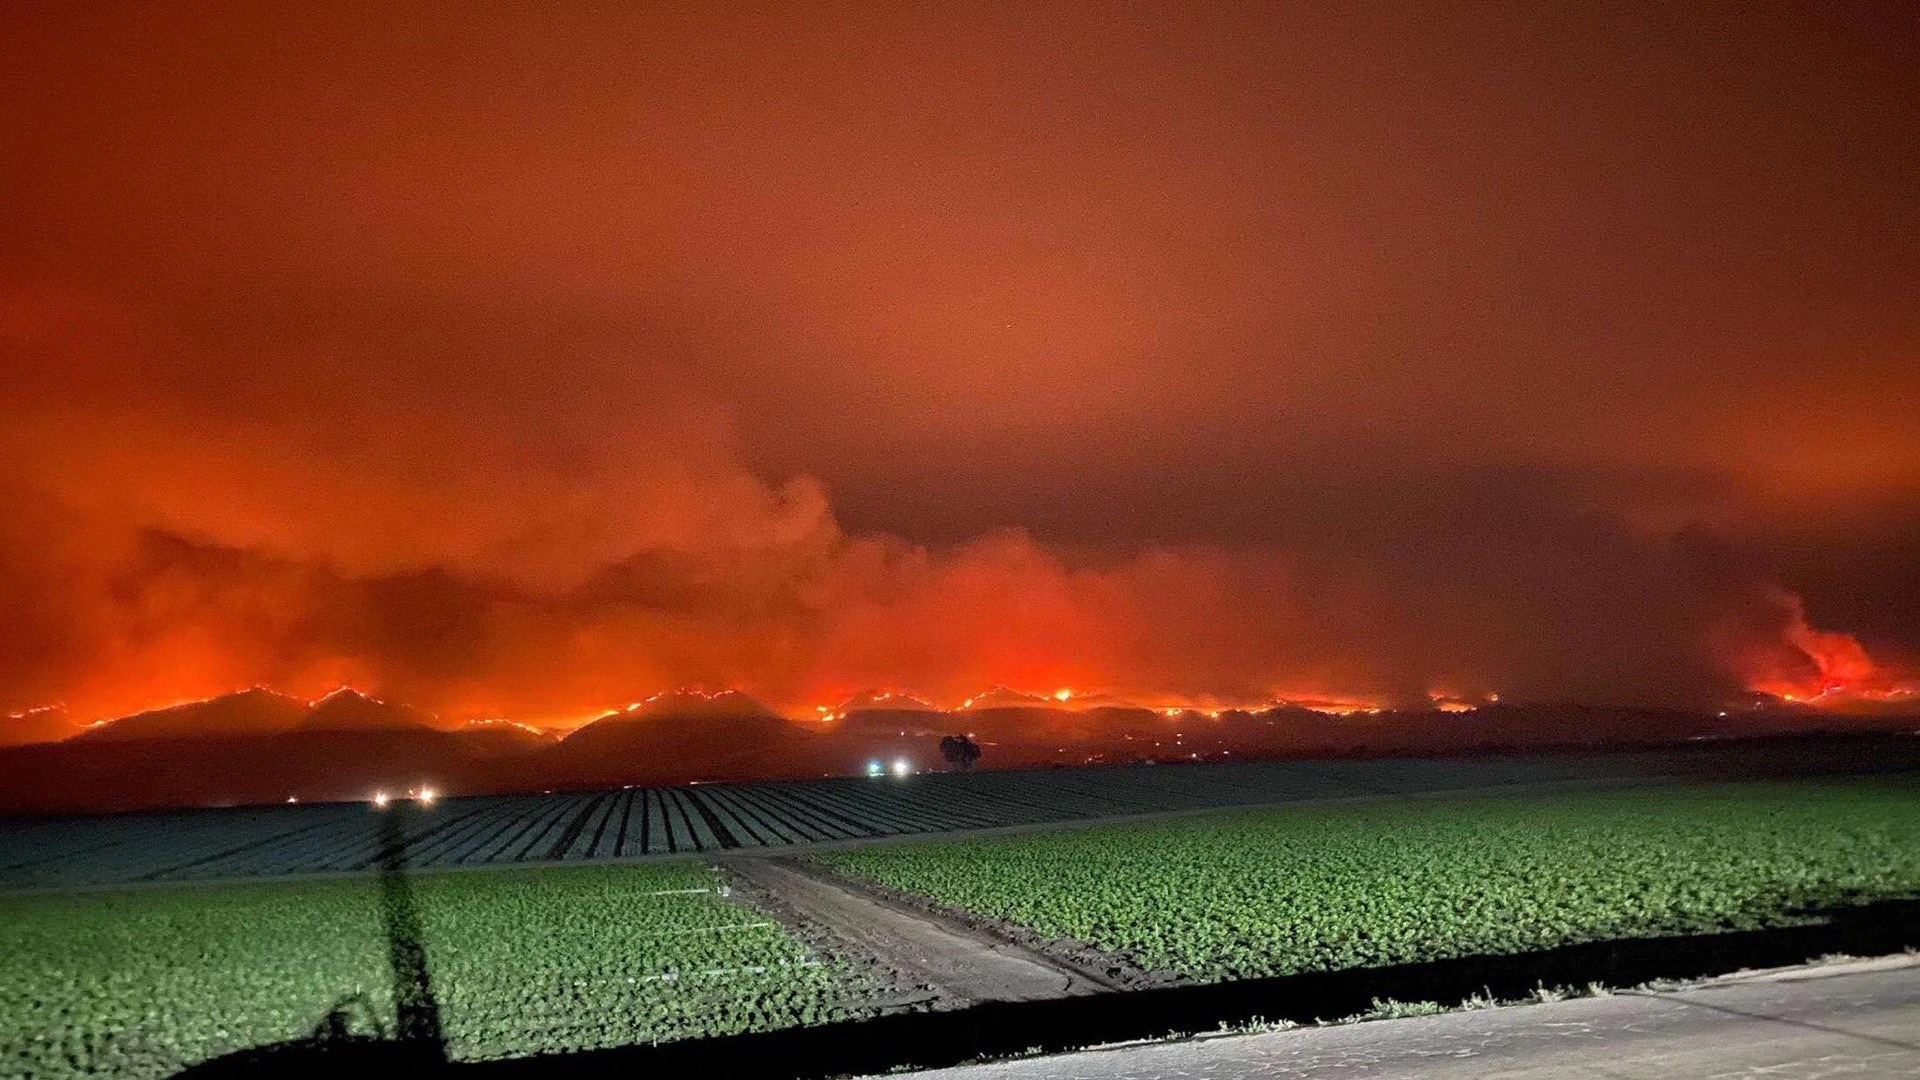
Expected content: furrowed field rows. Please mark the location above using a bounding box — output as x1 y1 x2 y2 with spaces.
815 779 1920 985
2 743 1909 890
1 860 847 1080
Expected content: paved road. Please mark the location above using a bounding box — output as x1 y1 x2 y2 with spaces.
901 956 1920 1079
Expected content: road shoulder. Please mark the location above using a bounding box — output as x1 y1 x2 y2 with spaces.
894 954 1920 1079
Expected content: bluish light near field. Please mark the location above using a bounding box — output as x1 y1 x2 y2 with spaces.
866 759 884 777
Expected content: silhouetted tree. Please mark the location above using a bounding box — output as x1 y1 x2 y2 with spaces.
939 734 981 771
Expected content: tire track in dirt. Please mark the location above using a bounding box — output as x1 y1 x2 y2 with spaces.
724 856 1118 1006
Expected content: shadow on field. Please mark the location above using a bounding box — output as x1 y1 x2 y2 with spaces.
176 807 447 1077
174 895 1920 1079
376 808 448 1063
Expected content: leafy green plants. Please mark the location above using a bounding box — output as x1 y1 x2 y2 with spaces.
817 779 1920 983
0 861 843 1079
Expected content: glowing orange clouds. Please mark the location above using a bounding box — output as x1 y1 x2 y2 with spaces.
2 456 1906 738
3 5 1917 741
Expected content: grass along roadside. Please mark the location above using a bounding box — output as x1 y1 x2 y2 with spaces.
1100 950 1920 1053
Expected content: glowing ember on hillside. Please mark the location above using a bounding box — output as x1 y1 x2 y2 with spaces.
312 686 383 707
465 718 553 738
1729 593 1907 708
24 661 1916 755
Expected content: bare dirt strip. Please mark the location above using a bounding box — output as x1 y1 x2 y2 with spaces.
723 856 1119 1007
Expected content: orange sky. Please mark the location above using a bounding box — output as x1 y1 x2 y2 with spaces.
2 2 1915 726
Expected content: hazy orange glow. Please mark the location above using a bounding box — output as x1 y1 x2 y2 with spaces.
2 4 1916 748
1 484 1908 737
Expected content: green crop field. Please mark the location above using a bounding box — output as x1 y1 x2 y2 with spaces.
1 860 843 1079
817 778 1920 982
9 777 1919 1079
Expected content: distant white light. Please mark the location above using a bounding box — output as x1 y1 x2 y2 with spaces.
286 796 298 804
417 786 437 805
372 791 390 808
891 757 911 778
866 759 884 778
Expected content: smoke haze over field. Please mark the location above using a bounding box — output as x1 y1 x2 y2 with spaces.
2 3 1916 732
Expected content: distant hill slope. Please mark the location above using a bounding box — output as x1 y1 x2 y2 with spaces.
77 688 311 742
959 686 1051 709
0 705 81 748
0 726 547 814
552 691 817 786
297 688 444 732
1 689 1912 815
832 689 943 715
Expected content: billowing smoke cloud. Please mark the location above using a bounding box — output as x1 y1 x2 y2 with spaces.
5 4 1917 736
0 362 1897 730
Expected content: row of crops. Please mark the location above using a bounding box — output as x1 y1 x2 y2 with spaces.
6 772 1918 1078
1 860 845 1079
0 751 1696 890
816 778 1920 983
0 743 1897 890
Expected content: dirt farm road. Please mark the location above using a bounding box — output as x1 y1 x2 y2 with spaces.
725 857 1115 1005
895 955 1920 1079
